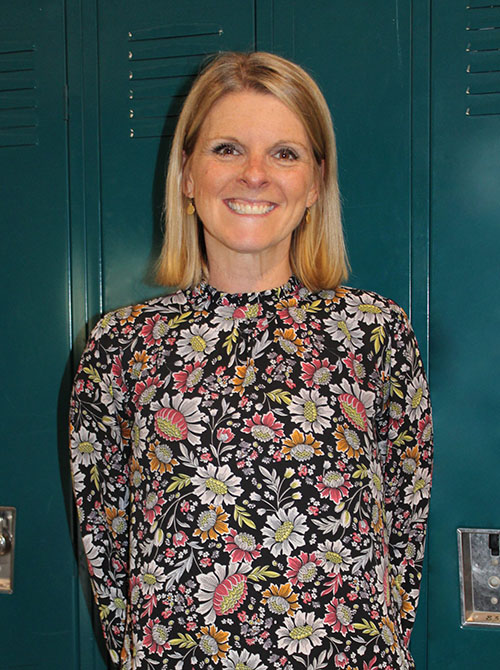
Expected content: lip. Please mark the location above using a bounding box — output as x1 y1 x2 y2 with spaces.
224 198 277 216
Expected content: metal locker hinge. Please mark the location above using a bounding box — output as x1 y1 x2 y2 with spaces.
0 507 16 594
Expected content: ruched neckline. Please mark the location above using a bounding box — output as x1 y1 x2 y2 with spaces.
187 275 304 318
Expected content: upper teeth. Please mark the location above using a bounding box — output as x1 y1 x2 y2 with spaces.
227 200 274 215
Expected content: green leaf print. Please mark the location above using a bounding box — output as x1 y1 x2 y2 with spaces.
169 633 197 648
233 504 256 529
223 327 239 355
167 312 192 328
370 325 386 354
353 618 379 636
83 365 101 383
90 464 99 490
266 388 291 405
165 473 191 493
248 565 280 582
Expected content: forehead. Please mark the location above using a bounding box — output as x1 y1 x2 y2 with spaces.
197 90 310 143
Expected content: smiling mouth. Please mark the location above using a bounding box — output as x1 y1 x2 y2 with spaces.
225 199 276 215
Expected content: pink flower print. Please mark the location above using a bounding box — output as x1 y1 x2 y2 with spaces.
300 358 336 388
172 531 188 547
217 427 235 443
143 489 165 524
286 552 321 587
140 314 169 346
242 411 284 442
335 652 349 668
343 352 366 383
224 529 262 562
316 470 352 503
325 597 355 636
143 617 171 653
173 361 205 392
133 375 162 407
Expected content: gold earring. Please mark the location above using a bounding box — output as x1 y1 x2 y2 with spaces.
305 208 311 225
186 199 196 216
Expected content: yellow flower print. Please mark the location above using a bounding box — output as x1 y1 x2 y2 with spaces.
273 327 305 357
232 358 257 396
197 624 230 664
129 350 149 379
129 457 143 487
147 441 179 473
261 582 300 615
116 304 144 325
282 429 323 461
400 445 421 475
380 616 398 652
334 423 364 460
105 506 127 538
194 505 229 542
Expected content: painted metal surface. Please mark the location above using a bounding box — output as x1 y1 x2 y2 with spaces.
428 1 500 667
0 0 77 666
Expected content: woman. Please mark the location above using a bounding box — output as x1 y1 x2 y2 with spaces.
70 52 432 670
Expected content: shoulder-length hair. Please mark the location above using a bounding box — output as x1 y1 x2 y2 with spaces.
156 51 348 291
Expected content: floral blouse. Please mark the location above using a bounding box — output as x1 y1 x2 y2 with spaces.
69 277 432 670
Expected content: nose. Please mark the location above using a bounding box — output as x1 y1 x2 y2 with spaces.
239 152 269 188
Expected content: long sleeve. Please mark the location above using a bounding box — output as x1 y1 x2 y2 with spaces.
69 318 131 666
377 304 433 646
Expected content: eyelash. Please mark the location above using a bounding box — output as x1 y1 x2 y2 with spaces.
212 143 239 156
211 143 299 161
274 147 299 161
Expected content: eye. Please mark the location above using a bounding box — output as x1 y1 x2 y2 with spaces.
212 142 239 157
274 147 299 161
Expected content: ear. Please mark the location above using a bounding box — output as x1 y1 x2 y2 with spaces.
306 159 324 208
182 150 194 198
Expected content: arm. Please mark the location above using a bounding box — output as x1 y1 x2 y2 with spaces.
378 304 433 645
69 319 131 666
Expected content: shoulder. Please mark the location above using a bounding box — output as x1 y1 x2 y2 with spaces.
85 289 191 353
312 285 408 325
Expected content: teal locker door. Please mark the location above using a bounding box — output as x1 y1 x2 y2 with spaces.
95 1 256 313
428 1 500 668
0 1 76 668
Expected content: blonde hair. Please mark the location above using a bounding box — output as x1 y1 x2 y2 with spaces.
156 51 348 291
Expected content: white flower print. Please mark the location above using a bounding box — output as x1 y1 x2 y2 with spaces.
107 586 127 620
344 292 391 325
71 427 102 467
317 540 353 574
262 507 308 557
99 373 123 410
222 649 266 670
92 311 117 337
70 280 432 669
288 388 334 434
176 323 219 361
276 611 327 655
406 375 429 422
82 534 104 580
404 466 432 506
325 312 364 349
191 463 243 506
131 412 148 455
141 560 166 596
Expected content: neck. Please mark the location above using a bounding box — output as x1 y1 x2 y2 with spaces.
206 254 292 294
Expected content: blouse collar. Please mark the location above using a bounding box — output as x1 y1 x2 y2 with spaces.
187 275 304 317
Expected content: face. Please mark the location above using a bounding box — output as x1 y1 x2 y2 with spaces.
182 90 320 275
